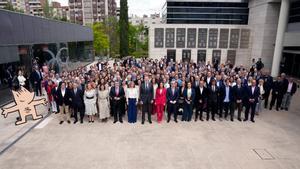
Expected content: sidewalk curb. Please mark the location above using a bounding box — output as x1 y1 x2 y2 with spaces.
0 112 51 156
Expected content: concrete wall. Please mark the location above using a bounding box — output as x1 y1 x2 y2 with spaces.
248 0 280 70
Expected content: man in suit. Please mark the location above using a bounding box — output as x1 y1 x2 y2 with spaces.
222 79 235 121
57 82 72 124
208 79 218 121
270 76 285 111
109 81 125 123
233 78 245 121
166 80 179 123
245 79 260 123
216 75 224 118
70 82 85 124
30 66 43 96
140 75 154 124
281 77 297 111
195 80 208 121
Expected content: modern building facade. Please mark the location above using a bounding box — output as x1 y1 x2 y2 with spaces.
69 0 116 25
149 0 300 77
0 9 94 90
0 0 46 16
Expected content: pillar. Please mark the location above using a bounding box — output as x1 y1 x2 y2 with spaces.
271 0 290 77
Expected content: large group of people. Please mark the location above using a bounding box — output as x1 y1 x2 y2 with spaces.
13 56 298 124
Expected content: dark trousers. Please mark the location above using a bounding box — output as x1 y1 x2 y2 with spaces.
245 102 256 121
264 91 270 108
113 101 123 122
218 99 223 118
209 101 218 120
128 98 137 123
195 103 206 120
167 103 177 121
224 102 234 120
235 102 243 120
183 103 193 121
73 106 84 122
34 82 42 96
270 94 283 110
142 102 152 123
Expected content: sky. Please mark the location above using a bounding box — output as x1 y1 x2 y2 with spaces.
55 0 165 17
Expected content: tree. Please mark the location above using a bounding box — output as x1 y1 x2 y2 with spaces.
93 22 109 56
104 16 120 58
43 0 53 18
119 0 129 58
3 2 14 11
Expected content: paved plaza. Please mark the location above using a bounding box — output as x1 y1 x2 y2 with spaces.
0 91 300 169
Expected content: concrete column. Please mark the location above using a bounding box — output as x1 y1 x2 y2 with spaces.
271 0 290 77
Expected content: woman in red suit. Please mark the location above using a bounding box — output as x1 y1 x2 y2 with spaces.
155 82 167 123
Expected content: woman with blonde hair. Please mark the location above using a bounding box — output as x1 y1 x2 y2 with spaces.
84 82 97 123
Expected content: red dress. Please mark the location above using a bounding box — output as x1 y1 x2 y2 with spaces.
155 88 166 122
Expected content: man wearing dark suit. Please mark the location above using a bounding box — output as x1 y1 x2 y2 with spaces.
57 82 72 124
245 79 260 123
208 79 218 121
109 81 125 123
233 79 245 121
222 79 235 121
166 80 179 123
70 82 85 124
216 75 225 118
140 75 154 124
270 76 285 111
195 80 208 121
30 66 43 96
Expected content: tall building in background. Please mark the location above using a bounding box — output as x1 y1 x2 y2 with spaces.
0 0 45 16
69 0 116 25
149 0 300 78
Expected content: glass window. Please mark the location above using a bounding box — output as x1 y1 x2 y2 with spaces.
187 28 196 48
154 28 164 48
208 28 218 48
176 28 186 48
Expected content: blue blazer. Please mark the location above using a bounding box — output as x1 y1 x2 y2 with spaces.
166 87 179 103
183 88 195 104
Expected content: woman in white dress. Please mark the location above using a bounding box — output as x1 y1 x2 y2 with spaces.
84 83 97 123
97 84 110 122
17 70 26 87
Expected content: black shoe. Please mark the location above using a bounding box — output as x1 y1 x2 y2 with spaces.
59 121 64 125
276 108 279 111
167 119 170 123
113 121 117 123
243 119 248 122
206 118 209 121
80 121 83 124
269 107 272 110
55 112 59 114
67 120 71 124
238 118 242 121
285 108 288 111
141 121 145 125
92 121 94 123
212 118 216 121
281 107 284 110
120 120 123 123
251 119 255 123
194 119 198 122
74 120 78 124
231 119 234 122
149 121 152 124
200 118 204 121
174 120 178 123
